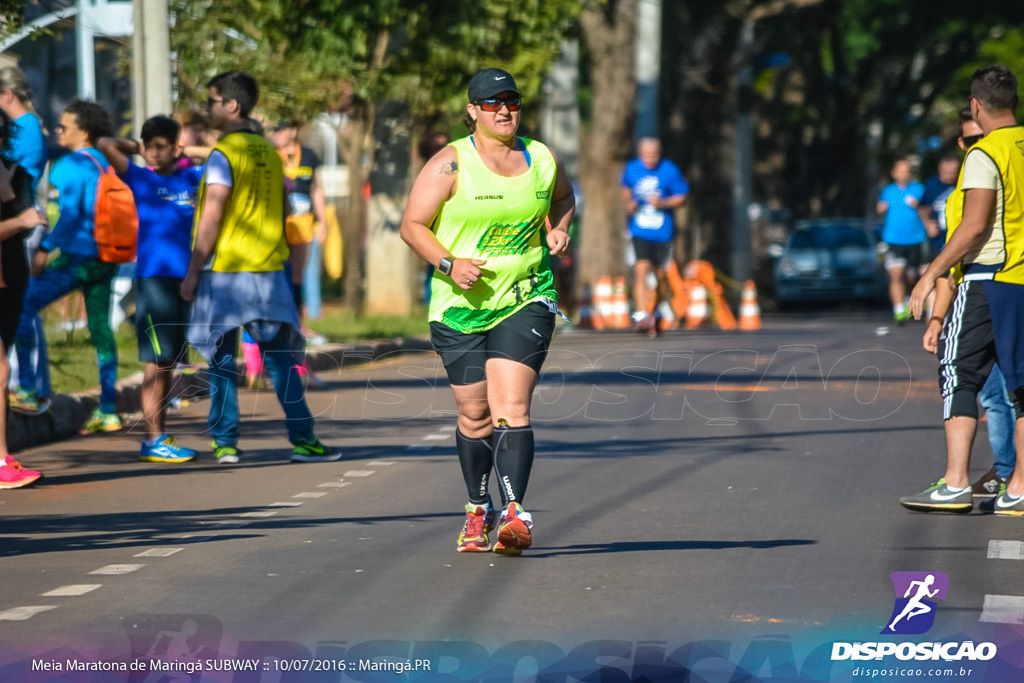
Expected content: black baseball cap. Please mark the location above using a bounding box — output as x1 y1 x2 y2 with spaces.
468 68 521 101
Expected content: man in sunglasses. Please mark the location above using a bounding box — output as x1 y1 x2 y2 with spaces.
902 107 1016 512
908 65 1024 515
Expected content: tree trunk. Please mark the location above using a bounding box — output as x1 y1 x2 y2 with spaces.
577 0 638 291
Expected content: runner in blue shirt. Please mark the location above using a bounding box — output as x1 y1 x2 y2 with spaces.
620 138 689 334
877 158 926 322
98 115 203 463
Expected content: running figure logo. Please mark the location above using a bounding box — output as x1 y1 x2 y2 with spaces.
881 571 949 635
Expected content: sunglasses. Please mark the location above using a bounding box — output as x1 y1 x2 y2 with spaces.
474 97 521 112
962 134 982 147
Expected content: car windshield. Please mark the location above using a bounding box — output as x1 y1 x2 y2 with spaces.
789 225 870 250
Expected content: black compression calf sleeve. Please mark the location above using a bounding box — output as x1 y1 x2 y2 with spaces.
492 425 535 507
293 282 304 316
456 429 493 506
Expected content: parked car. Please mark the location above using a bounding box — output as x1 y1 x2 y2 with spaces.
772 218 886 306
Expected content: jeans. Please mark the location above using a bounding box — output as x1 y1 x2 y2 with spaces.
207 325 314 448
302 239 322 319
979 365 1015 479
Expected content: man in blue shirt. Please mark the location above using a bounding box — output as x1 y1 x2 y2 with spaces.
98 115 204 463
877 158 926 322
620 138 689 334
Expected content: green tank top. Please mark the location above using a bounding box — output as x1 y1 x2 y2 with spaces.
194 130 288 273
429 136 559 333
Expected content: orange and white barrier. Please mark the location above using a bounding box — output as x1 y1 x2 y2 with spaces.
609 276 632 329
576 283 599 330
685 283 709 329
738 280 761 331
593 276 614 331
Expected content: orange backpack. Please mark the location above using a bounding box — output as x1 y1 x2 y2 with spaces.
81 151 138 263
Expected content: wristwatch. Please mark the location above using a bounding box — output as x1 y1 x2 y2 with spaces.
438 256 454 277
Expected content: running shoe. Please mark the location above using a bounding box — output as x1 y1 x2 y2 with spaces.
290 436 342 463
993 488 1024 516
457 504 498 553
493 502 534 556
0 456 42 489
211 441 241 465
970 467 1005 498
140 435 198 463
899 478 972 512
894 310 913 326
79 408 122 435
979 483 1005 514
8 388 51 416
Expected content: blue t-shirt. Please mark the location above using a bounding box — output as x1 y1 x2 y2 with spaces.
879 181 926 246
621 158 690 243
42 148 108 257
9 113 46 193
124 162 204 279
920 174 955 251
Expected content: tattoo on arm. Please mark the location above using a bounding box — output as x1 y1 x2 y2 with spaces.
439 161 458 175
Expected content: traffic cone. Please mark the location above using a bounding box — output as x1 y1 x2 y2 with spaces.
610 276 632 328
576 283 599 330
685 283 709 329
738 280 761 331
709 282 737 331
594 276 614 330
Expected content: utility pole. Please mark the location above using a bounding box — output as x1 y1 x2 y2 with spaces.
540 38 581 182
132 0 172 134
634 0 661 141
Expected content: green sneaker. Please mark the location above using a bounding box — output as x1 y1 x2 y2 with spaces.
8 388 51 416
899 478 972 512
211 441 241 465
79 408 122 435
291 436 342 463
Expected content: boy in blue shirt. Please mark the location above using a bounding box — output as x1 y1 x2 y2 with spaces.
97 116 203 462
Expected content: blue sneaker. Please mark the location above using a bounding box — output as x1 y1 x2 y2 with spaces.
140 435 198 463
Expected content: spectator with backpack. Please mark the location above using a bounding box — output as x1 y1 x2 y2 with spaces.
11 99 125 434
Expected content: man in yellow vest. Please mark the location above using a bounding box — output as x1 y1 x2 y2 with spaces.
909 65 1024 515
180 70 340 465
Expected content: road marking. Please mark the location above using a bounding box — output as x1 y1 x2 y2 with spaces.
988 540 1024 560
180 534 215 542
41 585 102 597
343 470 375 477
90 564 145 575
241 510 280 518
367 460 396 466
0 606 58 621
271 502 304 507
135 548 184 558
437 425 457 432
979 595 1024 624
212 521 251 528
318 482 351 488
423 434 449 441
292 492 327 498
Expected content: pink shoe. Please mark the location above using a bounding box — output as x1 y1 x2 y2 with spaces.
0 456 42 489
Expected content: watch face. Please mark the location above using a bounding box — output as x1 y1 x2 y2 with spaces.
439 257 453 275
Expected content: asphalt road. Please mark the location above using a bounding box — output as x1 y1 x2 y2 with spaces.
2 310 1022 682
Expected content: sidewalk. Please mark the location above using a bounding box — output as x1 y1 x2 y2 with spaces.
7 337 433 454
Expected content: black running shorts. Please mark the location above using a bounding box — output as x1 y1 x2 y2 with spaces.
430 302 556 386
135 276 192 364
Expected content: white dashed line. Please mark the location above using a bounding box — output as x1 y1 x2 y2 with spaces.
90 564 145 575
241 510 280 518
437 425 457 432
0 606 58 621
41 585 103 597
423 434 449 441
292 492 327 499
271 502 304 507
180 534 215 542
318 482 351 488
212 521 252 528
988 540 1024 560
367 461 396 466
135 548 184 558
343 470 376 477
980 595 1024 624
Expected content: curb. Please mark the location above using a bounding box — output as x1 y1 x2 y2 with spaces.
7 337 434 454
